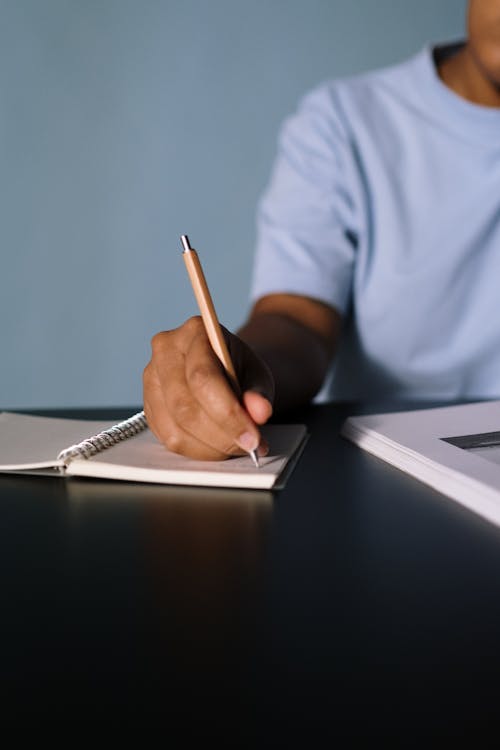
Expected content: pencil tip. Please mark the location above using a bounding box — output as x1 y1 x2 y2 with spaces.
250 450 260 468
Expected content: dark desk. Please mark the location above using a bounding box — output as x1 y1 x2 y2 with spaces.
2 403 500 736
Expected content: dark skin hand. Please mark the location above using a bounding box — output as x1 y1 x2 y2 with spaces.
143 294 341 460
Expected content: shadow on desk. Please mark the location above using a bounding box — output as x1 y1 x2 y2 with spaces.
0 475 274 728
65 479 273 632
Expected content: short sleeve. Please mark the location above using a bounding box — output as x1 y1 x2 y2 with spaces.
250 84 359 315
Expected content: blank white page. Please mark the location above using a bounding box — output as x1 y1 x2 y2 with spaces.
0 412 121 469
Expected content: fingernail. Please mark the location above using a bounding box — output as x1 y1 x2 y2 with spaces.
237 431 259 452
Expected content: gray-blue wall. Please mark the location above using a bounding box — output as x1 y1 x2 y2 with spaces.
1 0 466 408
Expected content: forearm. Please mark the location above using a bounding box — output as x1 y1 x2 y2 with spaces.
237 311 336 413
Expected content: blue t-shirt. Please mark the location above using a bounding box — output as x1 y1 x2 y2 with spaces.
250 43 500 401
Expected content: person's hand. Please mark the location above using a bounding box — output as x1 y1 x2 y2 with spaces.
143 316 275 460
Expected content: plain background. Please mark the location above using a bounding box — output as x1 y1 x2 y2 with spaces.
1 0 466 408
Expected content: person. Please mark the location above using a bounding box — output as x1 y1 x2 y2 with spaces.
143 0 500 461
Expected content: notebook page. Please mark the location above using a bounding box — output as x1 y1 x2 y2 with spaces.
0 412 121 470
67 424 308 489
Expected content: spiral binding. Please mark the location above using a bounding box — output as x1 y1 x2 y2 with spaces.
57 410 148 467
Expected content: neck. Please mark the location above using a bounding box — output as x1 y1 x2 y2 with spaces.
438 44 500 108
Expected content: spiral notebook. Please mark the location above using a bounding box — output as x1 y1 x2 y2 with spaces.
0 411 307 490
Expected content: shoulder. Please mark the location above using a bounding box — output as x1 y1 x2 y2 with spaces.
290 46 431 138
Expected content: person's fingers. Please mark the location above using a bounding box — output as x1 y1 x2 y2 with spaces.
145 367 252 460
145 320 265 459
182 322 263 452
242 391 273 425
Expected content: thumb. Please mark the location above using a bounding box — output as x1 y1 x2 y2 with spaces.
242 390 273 425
